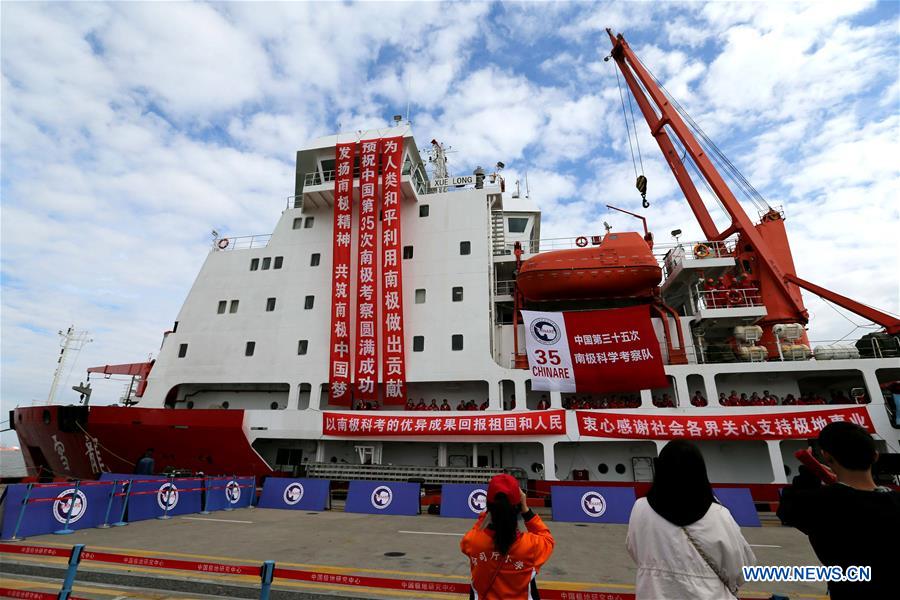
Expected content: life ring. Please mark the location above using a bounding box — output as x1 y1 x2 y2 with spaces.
693 243 711 259
575 236 588 248
726 289 742 305
217 238 230 250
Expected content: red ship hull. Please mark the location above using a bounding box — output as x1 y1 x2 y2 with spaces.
10 405 272 480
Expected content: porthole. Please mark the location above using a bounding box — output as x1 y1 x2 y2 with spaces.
222 401 230 409
598 463 609 474
615 463 626 474
186 401 194 409
270 402 279 410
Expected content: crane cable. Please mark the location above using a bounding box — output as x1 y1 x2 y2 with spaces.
614 66 649 208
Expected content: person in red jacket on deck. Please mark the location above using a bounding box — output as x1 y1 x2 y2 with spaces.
536 396 550 410
479 400 489 411
457 401 466 411
415 399 427 411
461 474 555 600
406 399 415 411
428 399 440 411
440 399 452 411
691 391 707 407
750 392 763 406
727 390 740 406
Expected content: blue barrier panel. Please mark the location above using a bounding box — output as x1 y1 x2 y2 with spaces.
550 486 637 524
205 477 255 512
713 487 761 527
127 478 202 522
345 481 420 516
440 484 488 519
0 482 114 539
257 478 331 511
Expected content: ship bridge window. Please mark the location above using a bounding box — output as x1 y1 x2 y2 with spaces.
250 258 259 271
304 217 314 229
460 241 471 255
419 204 429 217
297 340 309 355
413 336 425 352
451 334 464 351
178 344 188 358
452 287 463 302
292 217 302 230
262 257 272 270
415 289 426 304
304 295 315 310
245 341 256 356
507 217 528 233
310 253 321 267
217 300 227 314
229 299 239 313
403 245 414 259
274 256 283 269
266 298 276 312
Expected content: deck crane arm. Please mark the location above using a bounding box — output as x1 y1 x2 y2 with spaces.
606 29 900 336
87 360 155 397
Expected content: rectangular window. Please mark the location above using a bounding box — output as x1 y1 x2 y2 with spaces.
261 257 271 270
310 253 321 267
452 287 463 302
451 334 464 351
460 241 471 255
245 341 256 356
413 336 425 352
178 343 188 358
217 300 227 314
250 258 259 271
297 340 309 355
229 300 239 314
292 217 302 230
403 245 414 259
507 217 529 233
304 216 314 228
266 297 276 312
419 204 429 217
304 295 315 310
273 256 283 269
415 289 426 304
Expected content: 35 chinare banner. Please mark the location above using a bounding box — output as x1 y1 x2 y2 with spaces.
576 407 875 440
355 139 380 402
323 410 566 436
521 306 668 393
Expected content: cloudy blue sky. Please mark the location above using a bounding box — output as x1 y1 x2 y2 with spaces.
2 1 898 420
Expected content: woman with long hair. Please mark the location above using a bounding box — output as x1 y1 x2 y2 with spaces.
626 440 755 599
461 474 554 599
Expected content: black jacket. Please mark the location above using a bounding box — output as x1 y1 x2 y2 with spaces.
777 469 900 599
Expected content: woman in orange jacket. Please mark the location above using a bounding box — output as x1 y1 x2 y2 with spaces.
460 474 555 599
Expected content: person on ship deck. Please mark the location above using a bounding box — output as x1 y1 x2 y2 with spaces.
479 400 489 411
440 399 452 411
406 399 415 411
456 400 466 411
429 399 440 411
415 399 427 411
718 392 728 406
537 395 550 410
691 391 707 407
727 390 740 406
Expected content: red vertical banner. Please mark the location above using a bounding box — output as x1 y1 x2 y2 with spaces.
355 139 380 402
329 142 355 406
380 136 407 404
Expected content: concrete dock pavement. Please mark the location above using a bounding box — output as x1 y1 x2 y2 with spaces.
1 507 829 599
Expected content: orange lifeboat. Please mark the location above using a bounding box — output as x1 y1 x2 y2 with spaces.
516 232 660 301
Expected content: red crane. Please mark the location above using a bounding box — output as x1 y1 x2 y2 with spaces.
606 29 900 342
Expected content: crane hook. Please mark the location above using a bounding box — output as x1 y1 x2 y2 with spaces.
636 175 649 208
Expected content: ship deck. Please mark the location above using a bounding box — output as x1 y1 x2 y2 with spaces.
1 505 829 599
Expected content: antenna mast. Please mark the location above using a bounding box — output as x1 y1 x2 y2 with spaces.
46 326 92 405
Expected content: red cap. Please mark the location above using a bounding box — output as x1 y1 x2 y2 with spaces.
487 474 520 504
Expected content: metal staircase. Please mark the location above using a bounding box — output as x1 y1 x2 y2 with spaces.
490 211 506 255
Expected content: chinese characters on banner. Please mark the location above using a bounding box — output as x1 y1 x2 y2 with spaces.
576 407 875 440
521 306 668 394
380 136 407 404
323 410 566 436
354 139 380 401
328 142 355 405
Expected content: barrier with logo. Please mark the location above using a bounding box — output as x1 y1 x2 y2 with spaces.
0 482 115 539
550 486 637 524
257 478 331 511
126 478 202 522
439 484 488 518
345 481 420 516
713 487 760 527
204 477 256 512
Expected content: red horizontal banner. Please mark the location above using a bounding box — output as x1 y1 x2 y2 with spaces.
577 407 875 440
323 410 566 436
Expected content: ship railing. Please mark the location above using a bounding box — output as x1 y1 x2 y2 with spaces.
306 462 527 485
213 234 272 251
303 163 420 189
495 237 736 262
695 288 764 309
285 195 302 209
495 280 516 296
